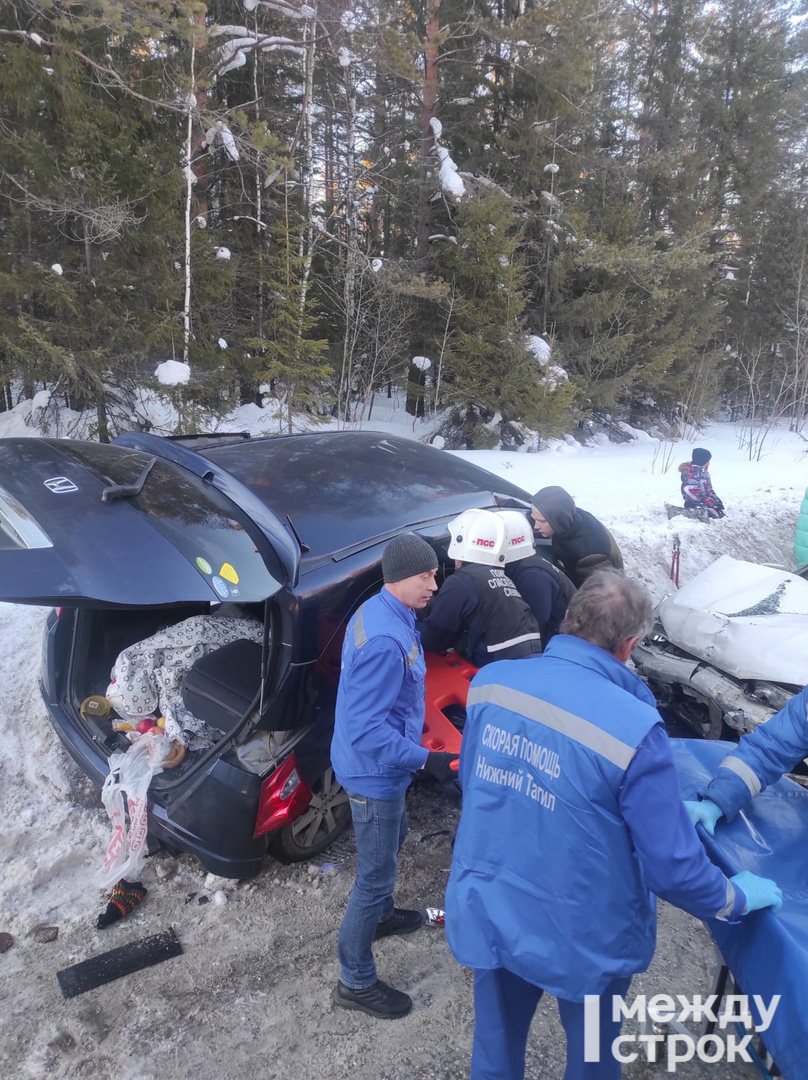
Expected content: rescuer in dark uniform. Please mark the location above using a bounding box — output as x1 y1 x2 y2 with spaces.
418 508 542 667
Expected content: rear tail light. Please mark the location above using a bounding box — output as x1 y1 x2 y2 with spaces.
253 752 312 839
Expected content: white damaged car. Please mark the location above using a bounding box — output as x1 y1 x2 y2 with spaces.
633 556 808 739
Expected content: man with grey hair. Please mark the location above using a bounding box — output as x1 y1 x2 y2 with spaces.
446 569 782 1080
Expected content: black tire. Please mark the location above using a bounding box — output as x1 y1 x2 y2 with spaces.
269 766 351 863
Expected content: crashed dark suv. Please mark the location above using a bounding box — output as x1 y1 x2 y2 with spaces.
0 430 533 877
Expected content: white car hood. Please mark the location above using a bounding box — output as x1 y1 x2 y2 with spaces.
657 555 808 685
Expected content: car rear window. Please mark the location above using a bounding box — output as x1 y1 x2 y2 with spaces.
59 442 284 603
0 484 53 550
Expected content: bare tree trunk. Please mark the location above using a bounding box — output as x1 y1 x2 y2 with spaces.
324 114 335 223
182 11 208 369
370 55 386 254
293 9 318 434
252 4 265 408
790 252 808 431
405 360 426 417
96 389 110 443
416 0 440 259
433 286 454 436
542 119 558 335
338 28 359 424
182 37 197 368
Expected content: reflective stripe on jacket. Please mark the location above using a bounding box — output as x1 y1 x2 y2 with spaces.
703 684 808 820
446 634 742 1000
457 564 542 664
330 589 429 798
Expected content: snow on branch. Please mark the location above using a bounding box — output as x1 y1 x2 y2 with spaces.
428 116 465 202
526 334 568 389
244 0 316 18
209 26 305 78
204 121 240 162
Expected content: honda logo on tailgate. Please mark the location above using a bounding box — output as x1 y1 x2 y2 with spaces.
44 477 78 494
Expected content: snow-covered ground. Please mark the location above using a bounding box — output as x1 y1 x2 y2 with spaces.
0 397 804 1079
457 420 804 586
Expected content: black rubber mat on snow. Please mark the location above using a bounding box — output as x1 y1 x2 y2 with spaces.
57 927 182 998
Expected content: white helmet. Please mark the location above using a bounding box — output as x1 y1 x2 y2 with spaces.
447 508 507 566
498 510 536 563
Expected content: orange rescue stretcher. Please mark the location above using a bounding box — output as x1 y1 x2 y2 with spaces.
421 652 477 770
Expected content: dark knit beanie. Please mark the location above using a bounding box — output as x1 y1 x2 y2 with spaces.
531 486 576 534
382 533 438 584
692 447 711 466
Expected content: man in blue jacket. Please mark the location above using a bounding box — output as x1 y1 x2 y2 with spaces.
331 533 457 1019
446 569 782 1079
686 684 808 836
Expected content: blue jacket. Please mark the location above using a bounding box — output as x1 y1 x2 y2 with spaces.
703 685 808 820
330 588 429 798
446 634 745 1001
795 488 808 568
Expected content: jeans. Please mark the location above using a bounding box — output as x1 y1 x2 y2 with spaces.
337 791 408 989
471 968 632 1080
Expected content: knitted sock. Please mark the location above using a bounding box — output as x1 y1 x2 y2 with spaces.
96 879 147 929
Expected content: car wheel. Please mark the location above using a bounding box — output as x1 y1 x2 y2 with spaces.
269 766 351 863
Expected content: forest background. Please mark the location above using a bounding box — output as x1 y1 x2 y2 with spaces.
1 0 807 449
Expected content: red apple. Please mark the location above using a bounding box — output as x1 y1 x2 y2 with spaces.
136 718 154 734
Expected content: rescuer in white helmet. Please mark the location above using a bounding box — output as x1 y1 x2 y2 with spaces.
418 508 542 667
497 510 575 648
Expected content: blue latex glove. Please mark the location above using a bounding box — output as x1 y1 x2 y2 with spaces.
684 798 724 836
731 870 783 914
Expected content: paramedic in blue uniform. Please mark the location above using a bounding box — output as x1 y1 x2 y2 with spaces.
331 533 457 1020
446 569 783 1080
686 684 808 835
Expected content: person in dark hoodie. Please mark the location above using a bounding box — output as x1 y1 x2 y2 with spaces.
530 486 623 588
678 447 725 519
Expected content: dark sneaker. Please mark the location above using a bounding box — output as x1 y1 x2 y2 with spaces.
333 979 412 1018
374 907 424 940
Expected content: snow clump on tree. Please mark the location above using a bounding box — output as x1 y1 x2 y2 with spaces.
429 117 465 202
155 360 191 386
526 335 568 390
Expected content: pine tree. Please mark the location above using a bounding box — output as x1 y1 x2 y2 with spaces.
243 213 329 433
430 187 572 446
